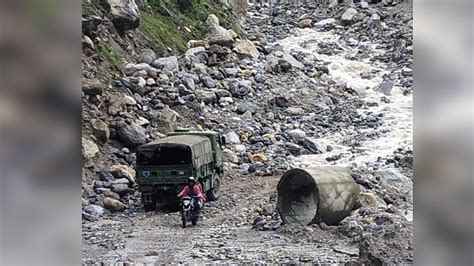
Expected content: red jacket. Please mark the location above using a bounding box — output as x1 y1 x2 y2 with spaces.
178 184 207 201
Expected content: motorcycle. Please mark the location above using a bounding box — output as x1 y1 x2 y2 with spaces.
180 196 200 228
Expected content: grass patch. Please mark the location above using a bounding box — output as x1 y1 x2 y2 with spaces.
140 0 241 53
99 39 122 70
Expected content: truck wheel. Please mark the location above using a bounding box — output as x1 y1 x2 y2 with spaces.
207 174 221 201
143 196 156 212
144 204 155 212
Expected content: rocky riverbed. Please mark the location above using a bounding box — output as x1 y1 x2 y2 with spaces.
82 0 413 264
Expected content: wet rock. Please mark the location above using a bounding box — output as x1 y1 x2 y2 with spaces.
82 138 99 160
107 0 140 32
83 79 104 95
151 56 179 72
153 106 177 134
300 138 324 154
233 39 260 59
373 82 394 96
138 48 156 64
116 122 147 148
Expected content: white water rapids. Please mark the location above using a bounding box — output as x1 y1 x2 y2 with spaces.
278 28 413 168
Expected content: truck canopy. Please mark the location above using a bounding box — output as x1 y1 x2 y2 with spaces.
137 135 213 167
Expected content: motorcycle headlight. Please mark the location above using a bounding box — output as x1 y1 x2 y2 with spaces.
183 199 190 205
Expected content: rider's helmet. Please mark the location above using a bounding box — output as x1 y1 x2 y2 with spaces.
188 176 196 183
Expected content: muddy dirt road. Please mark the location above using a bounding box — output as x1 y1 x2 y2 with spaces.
82 175 358 264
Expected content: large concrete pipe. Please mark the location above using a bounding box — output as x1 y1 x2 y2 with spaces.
277 167 360 225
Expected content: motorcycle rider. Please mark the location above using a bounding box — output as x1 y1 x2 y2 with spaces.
177 176 206 210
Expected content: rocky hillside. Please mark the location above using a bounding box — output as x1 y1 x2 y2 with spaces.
82 0 413 264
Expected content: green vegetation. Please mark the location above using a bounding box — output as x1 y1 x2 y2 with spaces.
140 0 240 53
99 39 122 70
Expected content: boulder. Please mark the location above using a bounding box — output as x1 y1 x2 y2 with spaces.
206 14 220 26
84 204 105 219
82 138 99 160
250 154 269 164
181 76 196 91
82 79 104 95
151 56 179 72
108 93 125 115
225 131 241 144
92 120 110 143
111 183 132 195
110 164 136 184
236 103 257 115
102 196 126 212
138 48 156 64
200 74 217 88
368 13 381 29
341 8 358 25
376 168 413 203
107 0 141 32
228 79 250 97
358 192 385 209
287 129 306 141
223 149 239 164
315 18 336 28
196 90 217 104
233 39 260 59
206 24 234 47
116 121 147 148
298 18 313 28
300 138 324 154
153 106 177 134
123 63 157 76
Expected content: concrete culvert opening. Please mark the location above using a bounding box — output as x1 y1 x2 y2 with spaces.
277 169 319 225
277 167 360 226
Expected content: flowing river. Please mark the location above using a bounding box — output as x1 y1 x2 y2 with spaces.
277 28 413 168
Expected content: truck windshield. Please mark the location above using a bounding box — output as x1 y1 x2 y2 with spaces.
137 146 192 166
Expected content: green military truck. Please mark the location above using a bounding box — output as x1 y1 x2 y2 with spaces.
136 129 225 211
